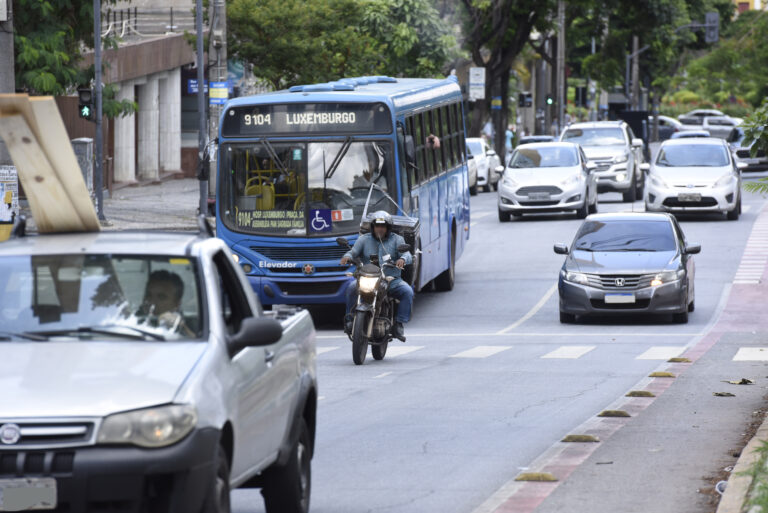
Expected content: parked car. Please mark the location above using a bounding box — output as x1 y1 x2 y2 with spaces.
649 115 683 141
555 212 700 324
497 142 598 221
679 108 726 119
468 153 479 195
643 137 745 220
678 113 742 138
670 130 711 139
516 135 556 146
467 137 502 192
0 223 318 513
560 121 645 202
728 126 768 171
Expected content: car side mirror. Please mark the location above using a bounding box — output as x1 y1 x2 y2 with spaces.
397 244 411 253
487 149 497 156
494 165 505 175
586 162 597 172
336 237 350 248
404 135 416 164
554 243 569 255
631 138 644 149
684 243 701 255
640 163 650 172
229 317 284 356
736 161 748 170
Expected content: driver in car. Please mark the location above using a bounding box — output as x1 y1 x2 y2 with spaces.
141 270 195 336
340 211 413 341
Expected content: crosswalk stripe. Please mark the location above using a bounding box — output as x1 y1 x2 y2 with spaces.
385 346 424 357
636 346 686 360
541 346 596 359
733 347 768 361
450 346 512 358
317 346 340 355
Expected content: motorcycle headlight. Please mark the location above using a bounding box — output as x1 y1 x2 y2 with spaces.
97 405 197 448
358 276 380 294
714 173 734 187
650 174 668 189
564 270 590 285
651 270 684 287
614 153 629 164
561 174 582 188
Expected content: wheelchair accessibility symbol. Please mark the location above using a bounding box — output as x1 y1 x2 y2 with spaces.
310 209 332 233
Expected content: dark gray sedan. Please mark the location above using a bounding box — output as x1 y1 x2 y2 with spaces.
554 213 700 324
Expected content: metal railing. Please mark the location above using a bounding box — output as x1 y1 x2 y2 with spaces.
102 8 196 39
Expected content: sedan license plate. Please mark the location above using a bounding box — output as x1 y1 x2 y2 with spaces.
0 478 57 511
678 193 702 202
605 293 636 304
528 192 551 201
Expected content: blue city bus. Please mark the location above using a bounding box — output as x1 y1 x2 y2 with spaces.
215 75 471 305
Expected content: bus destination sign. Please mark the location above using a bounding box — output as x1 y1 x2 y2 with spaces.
222 102 392 137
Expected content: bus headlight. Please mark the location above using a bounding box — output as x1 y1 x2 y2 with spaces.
358 276 380 293
97 405 197 448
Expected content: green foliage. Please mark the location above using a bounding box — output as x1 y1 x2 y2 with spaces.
742 98 768 195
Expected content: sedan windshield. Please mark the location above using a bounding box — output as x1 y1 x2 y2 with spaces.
466 140 484 157
656 144 730 167
0 255 203 340
573 220 677 252
220 140 395 237
562 128 625 146
509 147 579 168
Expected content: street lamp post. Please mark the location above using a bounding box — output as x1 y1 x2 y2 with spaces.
93 0 105 221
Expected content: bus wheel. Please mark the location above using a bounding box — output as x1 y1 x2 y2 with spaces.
434 231 455 292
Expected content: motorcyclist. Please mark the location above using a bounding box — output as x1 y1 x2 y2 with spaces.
340 211 413 341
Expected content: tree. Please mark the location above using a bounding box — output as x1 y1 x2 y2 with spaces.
742 98 768 194
227 0 381 90
13 0 135 116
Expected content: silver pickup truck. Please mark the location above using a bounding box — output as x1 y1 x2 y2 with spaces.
0 224 317 513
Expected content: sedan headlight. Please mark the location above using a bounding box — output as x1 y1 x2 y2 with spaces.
714 174 735 187
97 405 197 448
502 175 518 188
650 174 669 189
613 153 629 164
563 270 590 285
650 270 685 287
358 275 380 293
561 174 582 188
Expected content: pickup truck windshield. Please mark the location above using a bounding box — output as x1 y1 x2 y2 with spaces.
0 255 204 340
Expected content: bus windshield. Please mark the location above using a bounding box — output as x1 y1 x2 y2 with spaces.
219 140 396 237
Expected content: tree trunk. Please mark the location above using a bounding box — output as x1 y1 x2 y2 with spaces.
0 0 14 165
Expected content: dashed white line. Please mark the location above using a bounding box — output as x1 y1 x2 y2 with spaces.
385 346 424 357
316 346 340 355
733 347 768 361
635 346 686 360
541 345 596 359
374 372 393 379
450 346 512 358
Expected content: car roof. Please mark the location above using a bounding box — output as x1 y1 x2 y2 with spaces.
585 212 674 223
565 121 624 129
662 137 726 146
514 141 578 150
0 231 209 257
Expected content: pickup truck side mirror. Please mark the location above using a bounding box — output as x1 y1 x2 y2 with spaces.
229 317 284 356
554 243 569 255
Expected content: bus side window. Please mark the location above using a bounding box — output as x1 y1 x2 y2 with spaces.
426 110 439 177
397 123 412 212
451 103 462 164
404 117 418 188
414 114 427 184
441 105 453 170
456 103 467 162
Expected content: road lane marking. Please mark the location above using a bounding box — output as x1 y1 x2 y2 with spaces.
316 331 700 340
318 396 326 401
385 346 424 357
374 372 392 379
541 345 595 359
733 347 768 361
496 283 558 334
450 346 512 358
316 346 340 355
635 346 686 360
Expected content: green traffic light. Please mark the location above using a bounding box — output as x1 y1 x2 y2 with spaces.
546 97 553 105
81 106 91 117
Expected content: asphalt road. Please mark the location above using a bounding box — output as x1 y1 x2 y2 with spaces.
234 171 768 513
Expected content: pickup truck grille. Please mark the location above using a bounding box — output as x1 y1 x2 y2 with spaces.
251 246 348 261
737 149 766 158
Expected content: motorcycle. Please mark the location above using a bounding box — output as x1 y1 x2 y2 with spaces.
336 237 411 365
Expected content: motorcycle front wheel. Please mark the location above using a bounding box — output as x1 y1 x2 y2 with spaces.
372 339 388 360
352 311 370 365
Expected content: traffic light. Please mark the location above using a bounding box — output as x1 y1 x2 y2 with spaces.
575 86 588 108
546 94 554 106
518 92 533 108
78 88 94 121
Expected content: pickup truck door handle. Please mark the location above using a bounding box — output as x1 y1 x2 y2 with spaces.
265 350 276 363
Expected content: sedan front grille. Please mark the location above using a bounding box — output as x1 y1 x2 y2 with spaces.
586 274 655 290
0 422 94 448
517 186 563 196
663 197 718 207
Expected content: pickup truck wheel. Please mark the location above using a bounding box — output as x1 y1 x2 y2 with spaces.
352 311 369 365
202 444 231 513
262 420 312 513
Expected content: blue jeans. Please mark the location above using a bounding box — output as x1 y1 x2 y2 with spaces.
346 279 413 323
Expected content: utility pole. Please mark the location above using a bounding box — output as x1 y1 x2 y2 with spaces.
93 0 105 221
556 0 566 133
195 0 207 216
207 0 227 199
0 0 14 165
631 36 640 110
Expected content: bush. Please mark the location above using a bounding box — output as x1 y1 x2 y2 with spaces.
671 90 701 104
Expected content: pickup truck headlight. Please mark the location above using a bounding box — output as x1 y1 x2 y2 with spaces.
613 153 629 164
563 270 590 285
714 174 734 187
651 270 685 287
358 276 380 294
98 405 197 448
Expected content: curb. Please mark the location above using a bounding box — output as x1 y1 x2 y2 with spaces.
716 414 768 513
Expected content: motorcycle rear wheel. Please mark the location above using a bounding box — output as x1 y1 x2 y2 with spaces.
352 311 369 365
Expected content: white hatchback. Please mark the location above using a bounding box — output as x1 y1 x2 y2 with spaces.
466 137 502 192
643 138 746 220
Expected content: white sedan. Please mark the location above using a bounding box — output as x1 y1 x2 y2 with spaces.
643 138 746 220
498 142 598 221
467 137 502 192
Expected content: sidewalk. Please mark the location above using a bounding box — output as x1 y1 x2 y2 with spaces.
20 177 202 232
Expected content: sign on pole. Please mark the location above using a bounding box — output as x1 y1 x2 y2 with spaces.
209 81 229 105
0 0 7 22
0 166 19 220
469 67 486 101
705 11 719 43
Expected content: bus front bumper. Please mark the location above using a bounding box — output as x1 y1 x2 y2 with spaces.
249 275 355 305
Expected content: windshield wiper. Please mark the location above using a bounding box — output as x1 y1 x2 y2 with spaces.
27 326 166 341
325 136 353 180
259 139 290 178
0 331 49 341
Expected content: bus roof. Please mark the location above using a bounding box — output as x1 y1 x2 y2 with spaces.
225 76 463 112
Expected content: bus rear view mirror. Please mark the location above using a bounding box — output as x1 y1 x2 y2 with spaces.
404 135 416 163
